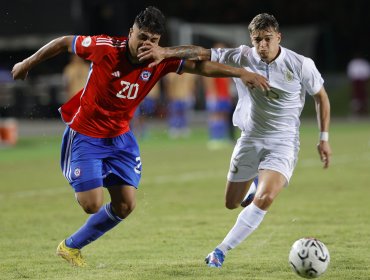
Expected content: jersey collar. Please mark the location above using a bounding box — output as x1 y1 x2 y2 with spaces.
252 46 286 66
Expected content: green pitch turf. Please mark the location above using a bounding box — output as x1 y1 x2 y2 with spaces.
0 121 369 279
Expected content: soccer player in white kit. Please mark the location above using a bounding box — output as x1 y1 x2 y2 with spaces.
138 13 332 267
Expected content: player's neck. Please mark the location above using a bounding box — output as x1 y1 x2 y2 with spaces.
126 42 142 64
127 50 140 64
262 47 281 64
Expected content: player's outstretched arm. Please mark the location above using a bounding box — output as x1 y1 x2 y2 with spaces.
12 36 74 80
313 87 332 169
182 60 270 92
138 42 211 68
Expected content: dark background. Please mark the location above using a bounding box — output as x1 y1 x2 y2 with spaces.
0 0 369 119
1 0 369 72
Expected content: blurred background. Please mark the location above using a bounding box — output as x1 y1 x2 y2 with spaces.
0 0 369 146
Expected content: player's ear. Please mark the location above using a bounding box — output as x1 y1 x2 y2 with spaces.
129 28 133 38
276 32 282 43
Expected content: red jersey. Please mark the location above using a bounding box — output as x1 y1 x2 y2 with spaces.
59 35 184 138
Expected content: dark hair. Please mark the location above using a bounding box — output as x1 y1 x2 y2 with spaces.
248 13 279 34
134 6 166 35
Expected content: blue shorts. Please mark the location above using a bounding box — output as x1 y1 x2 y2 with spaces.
60 126 142 192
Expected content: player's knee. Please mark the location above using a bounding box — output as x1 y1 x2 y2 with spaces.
112 201 136 219
254 193 274 210
225 200 240 210
81 201 103 214
75 189 104 214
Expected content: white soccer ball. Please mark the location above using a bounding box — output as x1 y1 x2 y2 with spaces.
288 238 330 278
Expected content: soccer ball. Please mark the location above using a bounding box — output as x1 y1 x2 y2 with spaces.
288 238 330 278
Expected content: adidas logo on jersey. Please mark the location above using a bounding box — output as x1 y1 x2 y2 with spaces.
111 71 121 78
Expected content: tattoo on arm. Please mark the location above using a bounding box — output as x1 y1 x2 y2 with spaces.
167 46 211 61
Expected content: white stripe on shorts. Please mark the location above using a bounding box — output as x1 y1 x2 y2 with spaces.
63 128 76 182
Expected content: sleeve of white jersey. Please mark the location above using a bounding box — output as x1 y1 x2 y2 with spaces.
210 46 247 67
301 57 324 96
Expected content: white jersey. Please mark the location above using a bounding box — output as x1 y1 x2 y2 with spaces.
211 45 324 140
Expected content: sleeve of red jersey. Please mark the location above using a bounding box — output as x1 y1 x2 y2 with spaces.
159 58 185 76
72 35 112 64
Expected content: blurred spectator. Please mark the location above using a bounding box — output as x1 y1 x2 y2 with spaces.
347 53 370 116
0 67 17 146
203 75 233 149
130 82 160 139
0 67 13 83
0 118 18 146
165 72 196 138
63 55 90 100
203 43 233 149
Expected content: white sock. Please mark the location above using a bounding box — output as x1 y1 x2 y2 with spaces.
217 203 267 254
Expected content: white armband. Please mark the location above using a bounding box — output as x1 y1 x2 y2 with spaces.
319 132 329 141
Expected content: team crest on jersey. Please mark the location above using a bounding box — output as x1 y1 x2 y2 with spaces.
140 70 151 81
82 37 92 47
74 168 81 177
284 69 294 82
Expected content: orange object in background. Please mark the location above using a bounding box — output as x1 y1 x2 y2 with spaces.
0 118 18 146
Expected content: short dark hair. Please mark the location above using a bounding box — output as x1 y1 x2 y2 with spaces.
248 13 279 34
134 6 166 35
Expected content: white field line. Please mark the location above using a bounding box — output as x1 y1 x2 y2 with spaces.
0 170 225 200
1 153 369 199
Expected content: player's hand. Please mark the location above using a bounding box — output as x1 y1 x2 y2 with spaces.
12 61 29 80
241 71 270 92
317 141 332 169
138 42 165 68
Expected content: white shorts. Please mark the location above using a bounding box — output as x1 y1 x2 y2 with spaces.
227 136 300 185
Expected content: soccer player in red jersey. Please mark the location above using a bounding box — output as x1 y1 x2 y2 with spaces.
12 6 270 267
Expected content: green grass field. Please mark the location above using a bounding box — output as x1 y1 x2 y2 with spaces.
0 121 369 280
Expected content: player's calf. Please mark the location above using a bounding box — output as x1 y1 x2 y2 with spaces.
241 177 259 207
